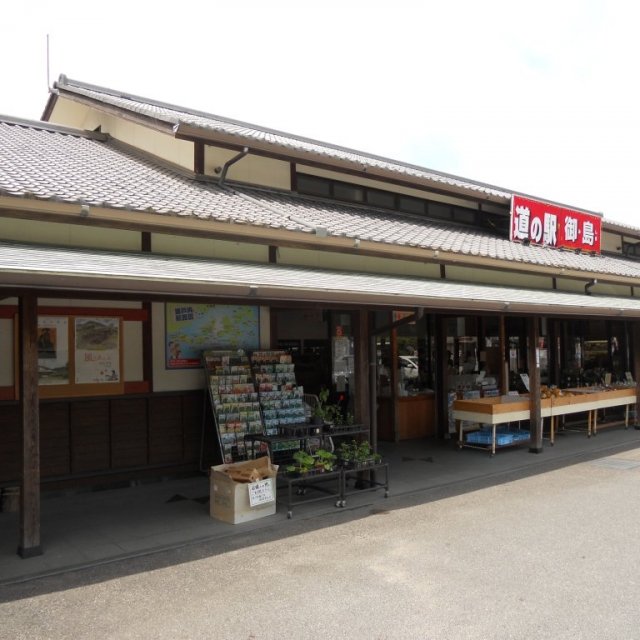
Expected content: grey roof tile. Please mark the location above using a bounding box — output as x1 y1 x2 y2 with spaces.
53 76 513 201
2 117 640 283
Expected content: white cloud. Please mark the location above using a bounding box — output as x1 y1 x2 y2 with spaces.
1 0 639 227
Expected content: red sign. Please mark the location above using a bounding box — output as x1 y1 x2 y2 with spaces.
510 195 601 254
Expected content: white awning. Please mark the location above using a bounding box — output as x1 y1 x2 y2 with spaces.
1 241 638 318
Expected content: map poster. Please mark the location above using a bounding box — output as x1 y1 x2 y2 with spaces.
74 317 121 384
165 303 260 369
38 316 69 385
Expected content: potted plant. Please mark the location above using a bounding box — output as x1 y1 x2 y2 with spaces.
314 448 337 472
286 450 316 476
337 440 381 469
285 448 336 476
312 389 355 431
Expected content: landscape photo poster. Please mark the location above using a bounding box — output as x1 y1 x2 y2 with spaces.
165 303 260 369
37 316 69 385
74 317 121 384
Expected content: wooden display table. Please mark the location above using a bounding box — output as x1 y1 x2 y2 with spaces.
453 387 637 454
551 387 636 442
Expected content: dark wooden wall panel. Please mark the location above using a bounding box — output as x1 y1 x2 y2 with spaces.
148 396 183 464
110 398 148 468
1 391 204 486
70 400 110 473
0 404 21 483
40 403 71 477
182 392 203 463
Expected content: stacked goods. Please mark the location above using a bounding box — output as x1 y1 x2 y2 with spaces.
540 386 575 400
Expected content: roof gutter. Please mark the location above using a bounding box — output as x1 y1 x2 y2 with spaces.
218 147 249 185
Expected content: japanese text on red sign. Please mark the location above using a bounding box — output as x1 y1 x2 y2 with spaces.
510 195 601 253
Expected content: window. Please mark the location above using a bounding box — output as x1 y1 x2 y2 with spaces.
367 189 396 209
398 196 426 215
295 172 509 235
333 182 364 203
296 174 331 197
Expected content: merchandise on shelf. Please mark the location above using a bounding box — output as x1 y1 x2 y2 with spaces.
203 349 263 464
250 350 307 436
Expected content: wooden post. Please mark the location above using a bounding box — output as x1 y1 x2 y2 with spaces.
633 323 640 427
528 316 543 453
353 310 370 428
434 315 449 438
18 293 42 558
390 326 399 442
499 315 508 394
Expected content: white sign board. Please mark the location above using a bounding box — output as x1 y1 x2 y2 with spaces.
248 479 275 507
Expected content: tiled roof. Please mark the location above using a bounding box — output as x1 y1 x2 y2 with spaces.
1 117 640 282
238 187 640 280
2 240 640 317
0 118 276 223
52 76 513 201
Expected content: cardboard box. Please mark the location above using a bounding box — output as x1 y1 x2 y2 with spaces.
210 457 278 524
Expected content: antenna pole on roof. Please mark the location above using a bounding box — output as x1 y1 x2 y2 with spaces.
46 34 50 89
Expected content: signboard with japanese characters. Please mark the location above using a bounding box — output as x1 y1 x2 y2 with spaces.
510 195 601 254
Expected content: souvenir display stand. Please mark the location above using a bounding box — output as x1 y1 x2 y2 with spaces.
204 348 387 517
203 350 262 464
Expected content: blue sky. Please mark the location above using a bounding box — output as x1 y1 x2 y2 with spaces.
2 0 638 228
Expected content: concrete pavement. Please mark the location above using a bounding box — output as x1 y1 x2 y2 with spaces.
2 427 640 638
1 425 640 588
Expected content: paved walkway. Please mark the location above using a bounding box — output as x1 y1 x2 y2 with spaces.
2 425 640 585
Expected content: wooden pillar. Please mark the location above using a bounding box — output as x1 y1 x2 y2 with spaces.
633 322 640 427
434 315 448 438
390 326 399 442
499 315 508 394
369 332 379 451
528 316 543 453
18 293 42 558
353 310 370 428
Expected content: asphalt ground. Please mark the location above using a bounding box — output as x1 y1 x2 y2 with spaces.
1 429 640 639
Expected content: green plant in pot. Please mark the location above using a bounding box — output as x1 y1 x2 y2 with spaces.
285 449 336 476
314 448 337 472
312 389 354 429
337 440 381 468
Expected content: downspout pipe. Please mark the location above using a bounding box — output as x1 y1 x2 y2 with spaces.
585 278 597 295
218 147 249 185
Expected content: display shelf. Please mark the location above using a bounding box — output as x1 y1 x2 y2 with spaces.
203 349 263 464
340 461 389 507
249 349 307 463
453 386 637 454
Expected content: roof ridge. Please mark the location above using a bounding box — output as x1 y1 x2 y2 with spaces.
0 114 108 141
54 75 516 196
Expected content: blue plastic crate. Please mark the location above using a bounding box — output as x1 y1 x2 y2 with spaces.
466 431 514 446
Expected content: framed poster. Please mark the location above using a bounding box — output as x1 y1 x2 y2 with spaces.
38 317 69 386
165 303 260 369
75 317 121 384
37 315 124 398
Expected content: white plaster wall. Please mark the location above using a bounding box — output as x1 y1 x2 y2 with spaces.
445 265 552 290
123 321 143 381
601 230 622 254
0 218 141 251
204 147 291 190
152 234 269 262
49 98 194 171
277 247 441 278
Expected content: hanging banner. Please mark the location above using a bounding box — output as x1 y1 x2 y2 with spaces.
510 195 601 254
